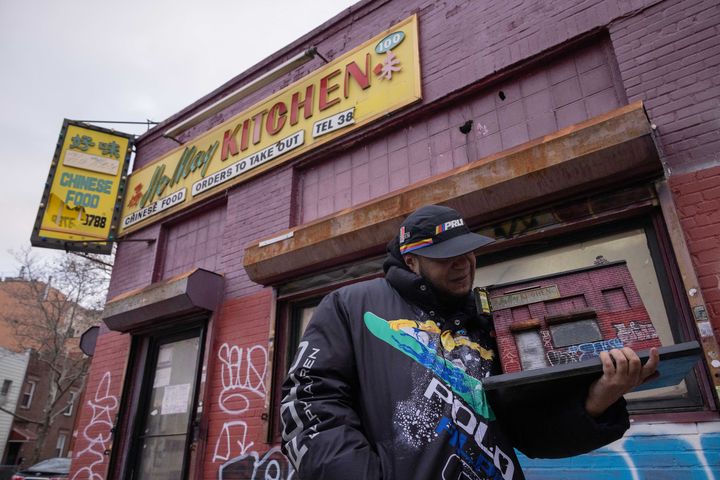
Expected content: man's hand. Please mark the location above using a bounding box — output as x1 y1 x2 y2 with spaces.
585 347 660 418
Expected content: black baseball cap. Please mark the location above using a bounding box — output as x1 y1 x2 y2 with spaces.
398 205 494 258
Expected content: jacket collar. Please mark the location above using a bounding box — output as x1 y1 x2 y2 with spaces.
383 236 477 323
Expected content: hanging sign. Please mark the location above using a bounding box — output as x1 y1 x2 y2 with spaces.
119 14 422 235
31 120 133 253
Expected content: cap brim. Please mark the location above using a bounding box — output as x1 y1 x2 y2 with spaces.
412 232 494 259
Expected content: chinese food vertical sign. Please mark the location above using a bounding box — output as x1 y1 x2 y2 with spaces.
31 120 133 253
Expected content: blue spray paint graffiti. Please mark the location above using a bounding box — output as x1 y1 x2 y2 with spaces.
213 423 719 479
519 426 720 479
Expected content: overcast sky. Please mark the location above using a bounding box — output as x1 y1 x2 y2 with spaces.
0 0 357 277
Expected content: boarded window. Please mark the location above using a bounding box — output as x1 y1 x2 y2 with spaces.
549 319 602 347
545 295 588 316
603 287 630 311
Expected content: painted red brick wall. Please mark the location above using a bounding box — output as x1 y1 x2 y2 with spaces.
202 289 280 480
219 166 294 299
670 164 720 337
131 0 663 171
68 331 129 480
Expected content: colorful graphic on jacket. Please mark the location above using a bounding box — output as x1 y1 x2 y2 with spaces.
364 312 517 479
363 311 494 421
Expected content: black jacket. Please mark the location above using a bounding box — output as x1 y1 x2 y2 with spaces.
280 243 629 479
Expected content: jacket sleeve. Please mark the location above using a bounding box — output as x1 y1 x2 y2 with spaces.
280 291 382 479
490 379 630 459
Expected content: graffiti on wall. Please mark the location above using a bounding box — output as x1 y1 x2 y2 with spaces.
211 342 296 479
219 447 295 480
519 424 719 480
212 343 268 462
546 337 624 366
72 372 118 480
218 343 268 414
614 321 659 343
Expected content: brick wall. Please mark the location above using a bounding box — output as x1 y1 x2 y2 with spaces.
107 224 160 299
299 38 626 222
10 351 83 466
131 0 661 180
670 164 720 336
202 289 274 480
218 166 294 299
610 0 719 173
68 331 129 480
160 204 227 280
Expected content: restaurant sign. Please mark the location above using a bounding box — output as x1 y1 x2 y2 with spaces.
490 286 561 311
119 15 422 235
31 120 133 253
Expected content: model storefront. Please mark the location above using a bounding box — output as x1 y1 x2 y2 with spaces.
69 0 720 478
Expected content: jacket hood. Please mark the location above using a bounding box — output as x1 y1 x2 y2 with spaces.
383 236 483 329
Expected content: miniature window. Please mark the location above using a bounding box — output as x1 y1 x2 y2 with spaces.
549 319 603 348
514 330 548 370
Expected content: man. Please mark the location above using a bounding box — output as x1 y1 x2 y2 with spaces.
281 204 658 480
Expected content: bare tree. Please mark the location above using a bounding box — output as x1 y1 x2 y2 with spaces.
0 248 112 463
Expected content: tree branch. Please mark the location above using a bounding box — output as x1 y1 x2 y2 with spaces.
0 405 42 425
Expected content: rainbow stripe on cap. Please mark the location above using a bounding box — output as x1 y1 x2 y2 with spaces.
399 238 433 254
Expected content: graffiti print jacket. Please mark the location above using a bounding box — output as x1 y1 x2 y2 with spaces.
280 245 630 480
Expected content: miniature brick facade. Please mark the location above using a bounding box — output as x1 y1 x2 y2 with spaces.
488 262 662 373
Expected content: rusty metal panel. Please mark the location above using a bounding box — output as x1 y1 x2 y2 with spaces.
244 102 662 285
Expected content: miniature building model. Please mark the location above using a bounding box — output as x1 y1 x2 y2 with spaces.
488 261 662 373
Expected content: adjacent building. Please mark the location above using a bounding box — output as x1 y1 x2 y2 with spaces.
0 347 30 466
0 277 94 470
69 0 720 478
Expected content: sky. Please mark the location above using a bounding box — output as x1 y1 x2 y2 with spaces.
0 0 358 278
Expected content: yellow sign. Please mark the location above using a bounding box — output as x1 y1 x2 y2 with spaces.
31 120 132 253
119 15 422 235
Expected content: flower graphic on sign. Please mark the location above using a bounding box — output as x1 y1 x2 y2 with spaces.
127 183 144 208
374 50 401 80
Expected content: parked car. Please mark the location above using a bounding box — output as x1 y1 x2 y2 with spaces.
10 458 70 479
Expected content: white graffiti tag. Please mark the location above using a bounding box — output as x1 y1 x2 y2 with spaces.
218 343 268 414
219 447 295 480
614 321 659 343
72 372 119 480
213 420 254 463
213 343 269 464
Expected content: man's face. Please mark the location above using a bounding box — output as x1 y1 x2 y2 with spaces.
404 252 476 297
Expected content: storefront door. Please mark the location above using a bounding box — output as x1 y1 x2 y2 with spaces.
131 330 202 479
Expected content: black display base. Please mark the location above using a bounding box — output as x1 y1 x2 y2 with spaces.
482 341 702 403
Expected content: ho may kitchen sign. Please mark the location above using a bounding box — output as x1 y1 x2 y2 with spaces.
119 15 421 235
